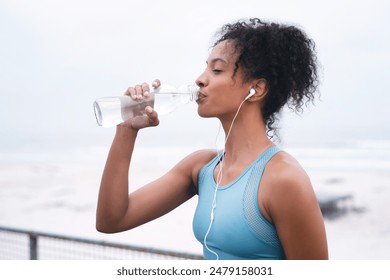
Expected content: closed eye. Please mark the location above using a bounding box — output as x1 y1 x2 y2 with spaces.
212 69 222 73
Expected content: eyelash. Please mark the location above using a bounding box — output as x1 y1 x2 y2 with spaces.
212 69 222 73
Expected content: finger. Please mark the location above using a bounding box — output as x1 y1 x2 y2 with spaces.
141 82 150 97
145 106 159 126
134 85 142 100
125 87 136 99
152 79 161 88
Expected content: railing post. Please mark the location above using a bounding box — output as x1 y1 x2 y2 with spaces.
29 233 38 260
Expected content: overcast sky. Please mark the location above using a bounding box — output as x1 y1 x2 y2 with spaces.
1 0 389 151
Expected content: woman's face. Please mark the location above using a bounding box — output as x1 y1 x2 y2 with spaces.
195 40 251 119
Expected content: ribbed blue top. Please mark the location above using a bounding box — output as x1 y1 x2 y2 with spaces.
192 146 286 260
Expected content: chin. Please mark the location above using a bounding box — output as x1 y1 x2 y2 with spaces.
197 107 214 118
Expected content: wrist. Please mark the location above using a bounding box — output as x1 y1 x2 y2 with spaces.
115 124 138 140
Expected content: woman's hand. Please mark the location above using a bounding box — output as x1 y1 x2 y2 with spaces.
119 79 161 130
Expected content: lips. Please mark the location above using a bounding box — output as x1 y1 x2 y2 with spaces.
196 92 207 103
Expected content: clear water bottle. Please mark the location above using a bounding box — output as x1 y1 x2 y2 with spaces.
93 84 199 127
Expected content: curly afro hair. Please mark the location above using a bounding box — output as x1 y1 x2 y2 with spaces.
213 18 320 138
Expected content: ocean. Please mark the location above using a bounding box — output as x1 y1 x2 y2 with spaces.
1 137 390 259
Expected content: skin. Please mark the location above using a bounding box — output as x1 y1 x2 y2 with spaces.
96 40 328 260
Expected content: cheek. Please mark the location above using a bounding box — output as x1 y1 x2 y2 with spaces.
196 97 236 119
196 95 223 118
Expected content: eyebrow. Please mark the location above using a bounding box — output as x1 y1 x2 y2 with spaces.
206 58 228 65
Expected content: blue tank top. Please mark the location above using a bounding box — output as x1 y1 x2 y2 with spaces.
192 146 286 260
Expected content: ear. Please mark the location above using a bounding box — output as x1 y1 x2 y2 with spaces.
247 79 268 102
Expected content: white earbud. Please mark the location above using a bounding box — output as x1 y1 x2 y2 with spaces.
245 88 256 100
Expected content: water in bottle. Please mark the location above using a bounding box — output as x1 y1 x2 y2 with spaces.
93 84 198 127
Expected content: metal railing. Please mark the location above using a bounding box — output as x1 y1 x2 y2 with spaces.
0 226 203 260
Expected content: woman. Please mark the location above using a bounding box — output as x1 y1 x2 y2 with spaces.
96 18 328 260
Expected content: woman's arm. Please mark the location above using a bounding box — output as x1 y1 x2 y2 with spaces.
96 126 214 233
260 152 329 260
95 80 216 234
95 125 140 233
95 90 216 233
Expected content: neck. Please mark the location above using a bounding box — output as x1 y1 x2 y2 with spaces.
219 107 273 164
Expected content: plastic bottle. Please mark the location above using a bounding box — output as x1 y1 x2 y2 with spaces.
93 84 198 127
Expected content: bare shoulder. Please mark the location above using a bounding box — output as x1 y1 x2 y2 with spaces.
263 150 313 195
261 150 328 259
261 150 318 219
172 149 217 191
175 149 217 170
185 149 218 162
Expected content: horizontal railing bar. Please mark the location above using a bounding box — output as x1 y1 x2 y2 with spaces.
0 225 202 260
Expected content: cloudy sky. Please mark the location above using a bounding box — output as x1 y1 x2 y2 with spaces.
1 0 389 152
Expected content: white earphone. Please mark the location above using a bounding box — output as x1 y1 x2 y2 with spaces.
205 90 255 260
245 88 256 100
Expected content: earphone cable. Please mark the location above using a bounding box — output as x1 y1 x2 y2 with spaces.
203 98 247 260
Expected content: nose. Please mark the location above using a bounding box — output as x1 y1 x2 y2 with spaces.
195 70 207 88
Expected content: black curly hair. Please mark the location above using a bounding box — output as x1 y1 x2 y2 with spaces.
213 18 320 138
